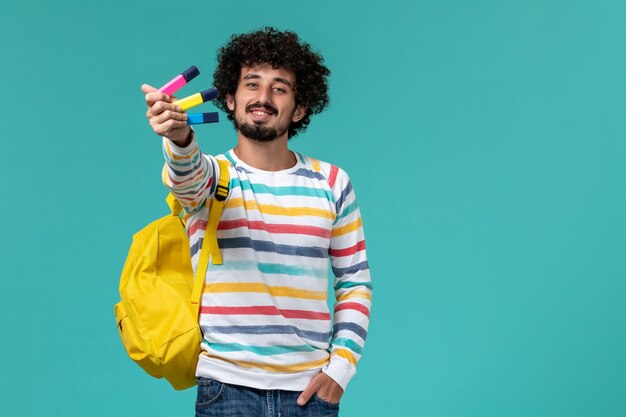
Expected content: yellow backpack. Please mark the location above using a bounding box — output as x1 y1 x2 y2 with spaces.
114 159 230 390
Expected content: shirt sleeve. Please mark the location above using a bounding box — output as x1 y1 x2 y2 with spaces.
161 131 218 215
321 167 372 391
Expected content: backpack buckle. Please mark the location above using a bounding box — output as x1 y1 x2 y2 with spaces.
215 184 229 201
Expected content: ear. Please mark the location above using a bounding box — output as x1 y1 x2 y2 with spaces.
292 105 307 123
226 94 235 111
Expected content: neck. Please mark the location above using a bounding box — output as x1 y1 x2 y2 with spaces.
233 132 296 171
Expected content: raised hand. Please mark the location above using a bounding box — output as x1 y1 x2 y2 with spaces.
141 84 191 147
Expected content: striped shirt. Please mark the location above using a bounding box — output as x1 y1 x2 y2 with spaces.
162 136 372 391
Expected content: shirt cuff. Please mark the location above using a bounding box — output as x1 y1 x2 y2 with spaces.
163 129 196 155
321 355 357 391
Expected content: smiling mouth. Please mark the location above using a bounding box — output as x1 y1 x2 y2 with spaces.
246 102 278 117
250 109 273 116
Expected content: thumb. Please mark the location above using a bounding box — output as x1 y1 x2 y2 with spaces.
297 377 320 406
142 83 179 102
141 83 158 94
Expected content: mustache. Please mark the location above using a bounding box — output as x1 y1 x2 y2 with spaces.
246 102 278 115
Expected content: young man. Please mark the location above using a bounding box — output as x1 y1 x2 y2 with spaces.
141 28 372 417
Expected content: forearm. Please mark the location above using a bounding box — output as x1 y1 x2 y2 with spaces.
324 167 372 390
161 130 215 214
324 260 372 390
326 220 372 390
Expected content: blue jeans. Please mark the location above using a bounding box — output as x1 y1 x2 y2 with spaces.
195 377 340 417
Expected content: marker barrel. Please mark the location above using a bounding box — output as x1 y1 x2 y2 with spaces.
176 93 203 111
159 65 200 96
160 75 186 96
176 87 219 111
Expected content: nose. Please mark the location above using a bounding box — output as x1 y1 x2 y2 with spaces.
256 85 272 104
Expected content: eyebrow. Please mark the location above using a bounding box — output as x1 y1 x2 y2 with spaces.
243 73 293 88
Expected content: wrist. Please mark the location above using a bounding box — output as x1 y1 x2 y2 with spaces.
163 129 196 156
168 127 192 147
322 355 356 391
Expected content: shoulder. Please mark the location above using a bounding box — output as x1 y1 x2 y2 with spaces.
202 151 236 174
296 153 350 191
201 150 230 164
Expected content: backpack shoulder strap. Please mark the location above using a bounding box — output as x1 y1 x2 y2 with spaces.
190 158 230 310
166 192 183 217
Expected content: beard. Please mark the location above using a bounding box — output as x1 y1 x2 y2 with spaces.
233 101 292 142
236 121 283 142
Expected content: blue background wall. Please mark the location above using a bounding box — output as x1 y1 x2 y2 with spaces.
1 0 625 416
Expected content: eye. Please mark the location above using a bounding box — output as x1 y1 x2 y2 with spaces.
246 82 258 89
273 87 287 94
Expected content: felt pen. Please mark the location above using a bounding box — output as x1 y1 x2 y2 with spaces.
174 87 219 112
159 66 200 96
187 112 219 125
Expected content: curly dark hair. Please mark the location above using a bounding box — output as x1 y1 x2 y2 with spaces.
213 27 330 138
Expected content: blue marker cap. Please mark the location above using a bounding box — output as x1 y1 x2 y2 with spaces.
202 112 219 123
200 87 219 102
187 112 219 125
182 65 200 82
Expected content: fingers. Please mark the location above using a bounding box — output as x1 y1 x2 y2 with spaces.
145 92 170 108
146 101 188 136
296 385 317 406
142 82 175 106
154 109 188 125
146 101 179 118
316 380 343 404
141 82 190 142
297 372 343 406
142 84 167 108
297 374 322 406
150 114 189 137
